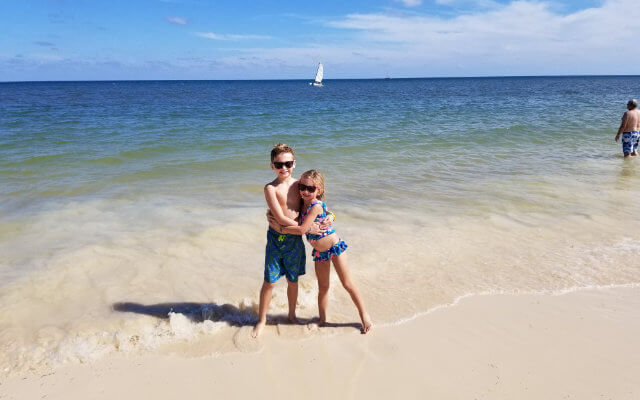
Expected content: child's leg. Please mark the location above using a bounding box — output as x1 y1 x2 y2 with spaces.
331 253 372 333
314 260 331 325
286 279 299 323
252 280 275 338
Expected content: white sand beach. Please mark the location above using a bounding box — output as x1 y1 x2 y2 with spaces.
3 286 638 400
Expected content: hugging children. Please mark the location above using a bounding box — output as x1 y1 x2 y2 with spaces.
252 143 371 338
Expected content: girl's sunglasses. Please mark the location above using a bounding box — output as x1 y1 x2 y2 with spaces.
273 161 294 169
298 184 317 193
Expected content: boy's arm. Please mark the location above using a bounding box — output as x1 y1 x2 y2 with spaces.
267 208 326 236
281 205 322 235
264 185 298 226
267 210 299 234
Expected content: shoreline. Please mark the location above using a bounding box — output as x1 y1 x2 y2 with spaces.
385 281 640 327
3 285 639 399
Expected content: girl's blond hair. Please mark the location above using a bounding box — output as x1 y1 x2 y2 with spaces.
300 169 325 200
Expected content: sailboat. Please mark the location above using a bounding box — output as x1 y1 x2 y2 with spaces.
309 63 323 87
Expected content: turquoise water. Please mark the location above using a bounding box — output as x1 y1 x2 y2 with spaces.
1 77 640 372
2 77 638 214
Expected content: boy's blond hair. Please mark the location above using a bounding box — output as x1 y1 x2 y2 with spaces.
271 143 295 162
300 169 325 200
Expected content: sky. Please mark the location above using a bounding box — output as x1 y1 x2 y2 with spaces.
0 0 637 81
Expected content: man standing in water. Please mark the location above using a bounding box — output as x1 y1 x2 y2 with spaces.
615 99 640 157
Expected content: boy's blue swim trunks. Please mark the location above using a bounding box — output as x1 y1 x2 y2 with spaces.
264 228 306 283
622 131 639 155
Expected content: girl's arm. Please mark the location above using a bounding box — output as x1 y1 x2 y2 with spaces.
264 185 298 226
267 209 326 235
319 211 334 229
280 204 323 235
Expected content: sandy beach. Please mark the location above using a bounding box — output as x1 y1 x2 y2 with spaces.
3 285 638 400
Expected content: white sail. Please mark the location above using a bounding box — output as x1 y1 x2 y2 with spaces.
314 63 323 83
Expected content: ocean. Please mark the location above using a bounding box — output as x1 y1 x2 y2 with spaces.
1 76 640 372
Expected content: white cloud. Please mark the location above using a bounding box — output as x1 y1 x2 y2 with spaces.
167 16 188 25
432 0 500 6
196 32 272 41
327 0 637 55
395 0 423 7
26 53 65 63
212 0 639 77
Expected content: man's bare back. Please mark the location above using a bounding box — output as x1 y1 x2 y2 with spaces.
620 109 640 133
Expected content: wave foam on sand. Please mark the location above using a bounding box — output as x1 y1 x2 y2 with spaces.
1 199 640 375
3 286 640 400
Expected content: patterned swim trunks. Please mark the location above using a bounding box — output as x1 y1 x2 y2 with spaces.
264 228 306 283
312 240 348 262
622 131 640 155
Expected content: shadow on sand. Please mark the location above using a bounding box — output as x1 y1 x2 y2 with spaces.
112 301 363 331
112 301 256 326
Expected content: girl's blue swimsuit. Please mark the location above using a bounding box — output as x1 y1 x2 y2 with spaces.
300 200 335 242
300 200 348 262
312 240 348 262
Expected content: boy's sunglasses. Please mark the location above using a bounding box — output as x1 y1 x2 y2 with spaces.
273 161 294 169
298 184 317 193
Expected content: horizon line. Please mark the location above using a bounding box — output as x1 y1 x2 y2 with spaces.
2 74 640 84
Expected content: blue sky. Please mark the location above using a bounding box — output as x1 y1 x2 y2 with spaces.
0 0 635 81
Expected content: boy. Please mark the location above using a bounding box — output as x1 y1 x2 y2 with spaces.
615 99 640 157
252 143 332 338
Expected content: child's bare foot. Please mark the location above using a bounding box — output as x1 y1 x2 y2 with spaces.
288 313 300 324
251 320 266 338
360 313 372 334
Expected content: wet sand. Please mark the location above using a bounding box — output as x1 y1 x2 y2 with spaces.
3 286 639 400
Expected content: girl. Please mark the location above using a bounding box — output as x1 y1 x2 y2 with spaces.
271 169 372 334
